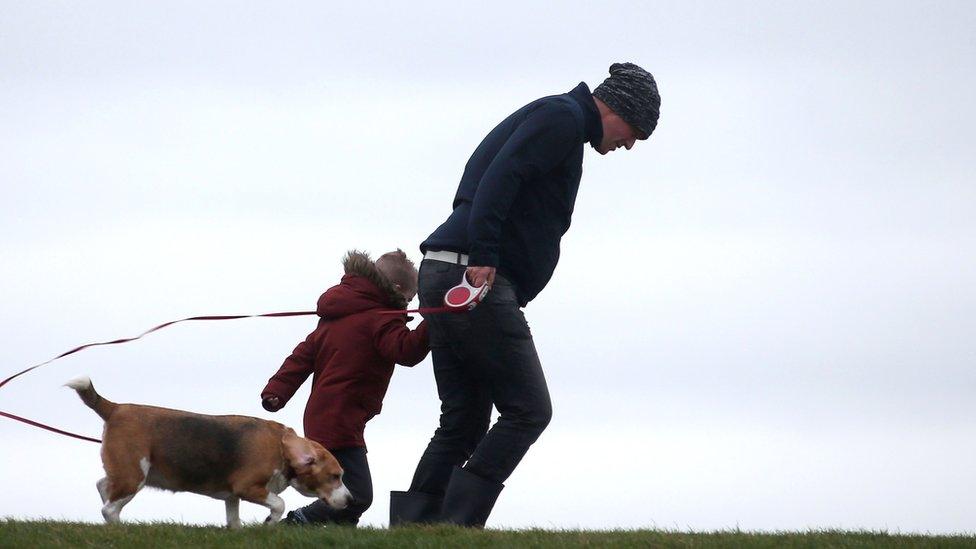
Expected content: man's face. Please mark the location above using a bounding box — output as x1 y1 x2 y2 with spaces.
594 112 642 155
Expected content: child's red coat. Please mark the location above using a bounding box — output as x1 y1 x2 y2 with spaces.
262 271 429 449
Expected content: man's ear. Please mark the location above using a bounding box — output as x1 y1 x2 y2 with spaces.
282 428 317 471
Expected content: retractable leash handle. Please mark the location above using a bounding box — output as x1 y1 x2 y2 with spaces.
444 271 490 311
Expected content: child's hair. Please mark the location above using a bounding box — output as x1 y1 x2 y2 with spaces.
376 249 419 295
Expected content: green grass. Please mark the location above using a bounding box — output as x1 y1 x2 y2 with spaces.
1 520 973 548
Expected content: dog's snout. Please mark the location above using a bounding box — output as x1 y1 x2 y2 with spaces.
324 483 353 510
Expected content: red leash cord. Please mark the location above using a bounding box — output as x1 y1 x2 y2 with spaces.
0 410 103 444
0 305 458 444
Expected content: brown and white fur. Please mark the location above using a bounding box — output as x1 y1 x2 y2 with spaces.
66 376 352 528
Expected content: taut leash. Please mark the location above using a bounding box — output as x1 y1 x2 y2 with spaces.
0 310 326 444
1 272 483 443
0 306 457 444
0 311 318 392
0 410 103 443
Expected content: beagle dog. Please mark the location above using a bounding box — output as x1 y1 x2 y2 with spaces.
66 376 351 528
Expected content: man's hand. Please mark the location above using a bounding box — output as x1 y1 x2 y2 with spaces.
262 396 283 412
466 265 496 288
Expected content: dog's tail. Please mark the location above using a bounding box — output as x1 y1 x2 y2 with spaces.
64 376 117 421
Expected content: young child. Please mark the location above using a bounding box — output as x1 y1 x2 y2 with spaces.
260 249 429 526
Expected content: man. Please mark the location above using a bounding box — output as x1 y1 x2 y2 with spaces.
390 62 661 528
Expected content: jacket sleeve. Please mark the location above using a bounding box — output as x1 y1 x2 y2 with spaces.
467 103 581 267
373 316 430 367
261 331 317 405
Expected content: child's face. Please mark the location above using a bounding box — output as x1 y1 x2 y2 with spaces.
395 283 417 303
376 256 418 304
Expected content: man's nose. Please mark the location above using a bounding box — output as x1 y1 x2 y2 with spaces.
624 139 636 150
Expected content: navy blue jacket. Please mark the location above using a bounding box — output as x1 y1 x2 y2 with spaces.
421 82 603 306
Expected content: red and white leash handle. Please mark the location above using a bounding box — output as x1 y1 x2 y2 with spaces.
444 272 490 310
380 272 490 315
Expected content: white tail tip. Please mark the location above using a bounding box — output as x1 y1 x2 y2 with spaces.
64 376 92 391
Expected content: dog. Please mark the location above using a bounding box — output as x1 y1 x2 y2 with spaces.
66 376 352 528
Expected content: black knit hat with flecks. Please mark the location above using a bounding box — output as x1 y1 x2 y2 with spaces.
593 62 660 139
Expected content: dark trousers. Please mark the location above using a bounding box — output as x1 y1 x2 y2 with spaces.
293 446 372 525
408 259 552 494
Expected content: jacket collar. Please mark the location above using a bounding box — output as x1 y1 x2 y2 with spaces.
568 82 603 149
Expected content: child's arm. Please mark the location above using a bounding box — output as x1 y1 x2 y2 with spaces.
373 317 430 367
260 331 317 410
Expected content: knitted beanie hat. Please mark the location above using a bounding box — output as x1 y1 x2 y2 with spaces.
593 62 661 139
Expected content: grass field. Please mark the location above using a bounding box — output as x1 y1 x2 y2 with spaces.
1 521 974 548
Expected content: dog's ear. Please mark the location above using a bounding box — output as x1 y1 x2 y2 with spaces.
282 428 317 471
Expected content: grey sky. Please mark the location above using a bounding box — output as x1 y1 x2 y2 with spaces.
1 1 974 532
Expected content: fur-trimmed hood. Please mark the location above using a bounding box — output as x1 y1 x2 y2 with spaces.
315 250 407 318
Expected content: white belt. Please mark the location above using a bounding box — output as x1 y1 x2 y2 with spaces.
424 250 469 266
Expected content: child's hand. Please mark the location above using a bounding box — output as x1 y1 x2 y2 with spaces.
262 396 283 412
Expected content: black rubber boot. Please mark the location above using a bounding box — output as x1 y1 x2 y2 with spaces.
389 490 443 526
439 466 504 528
